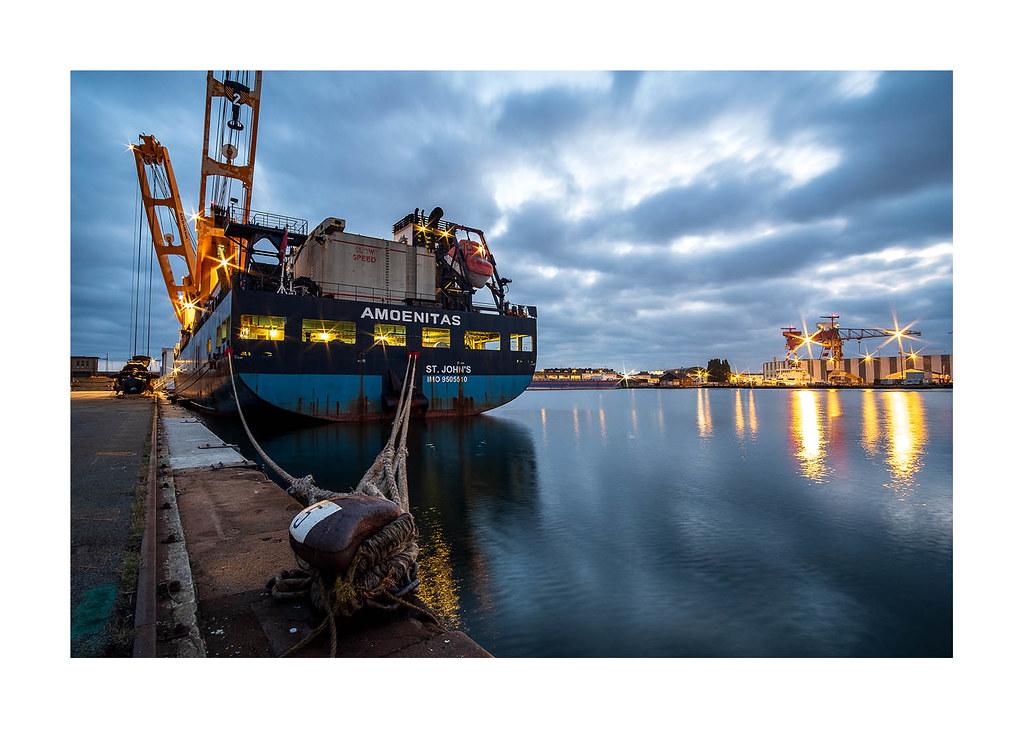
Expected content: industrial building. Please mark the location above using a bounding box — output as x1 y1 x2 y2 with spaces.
71 356 100 378
532 367 620 382
530 367 622 389
729 371 765 385
762 354 952 385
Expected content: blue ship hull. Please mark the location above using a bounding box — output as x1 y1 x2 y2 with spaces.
173 289 537 421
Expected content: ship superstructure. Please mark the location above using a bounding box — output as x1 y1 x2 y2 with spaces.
131 71 536 421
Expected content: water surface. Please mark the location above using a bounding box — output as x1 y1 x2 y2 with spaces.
202 388 952 657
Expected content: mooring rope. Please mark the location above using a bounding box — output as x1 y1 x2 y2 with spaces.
228 351 313 484
226 349 419 506
354 354 418 510
226 349 431 655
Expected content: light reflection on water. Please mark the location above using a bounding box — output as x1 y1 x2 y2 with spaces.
785 388 928 488
883 390 928 491
202 387 951 657
734 389 745 437
696 388 712 437
414 507 462 628
791 390 828 481
863 389 881 455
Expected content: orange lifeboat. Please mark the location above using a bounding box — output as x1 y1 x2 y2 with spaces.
446 239 494 288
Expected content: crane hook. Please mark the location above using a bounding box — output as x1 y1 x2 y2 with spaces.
228 102 244 131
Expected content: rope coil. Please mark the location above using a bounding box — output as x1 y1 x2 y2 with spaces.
228 351 431 655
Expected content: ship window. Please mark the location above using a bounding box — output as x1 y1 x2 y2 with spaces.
510 334 533 352
374 324 406 347
422 327 450 349
302 319 356 344
239 314 286 341
465 331 501 351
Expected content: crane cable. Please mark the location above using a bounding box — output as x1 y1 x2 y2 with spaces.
145 211 154 359
128 176 141 359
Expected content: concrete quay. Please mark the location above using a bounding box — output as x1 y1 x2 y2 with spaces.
151 400 489 658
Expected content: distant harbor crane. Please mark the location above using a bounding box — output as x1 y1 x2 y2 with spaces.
781 313 922 369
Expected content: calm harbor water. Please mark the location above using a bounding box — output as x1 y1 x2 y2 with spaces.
200 387 952 657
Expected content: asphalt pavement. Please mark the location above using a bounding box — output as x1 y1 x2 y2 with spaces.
70 392 153 656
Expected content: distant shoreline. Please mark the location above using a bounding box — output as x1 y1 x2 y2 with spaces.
528 383 953 391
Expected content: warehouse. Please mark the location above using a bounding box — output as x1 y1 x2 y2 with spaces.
762 354 952 384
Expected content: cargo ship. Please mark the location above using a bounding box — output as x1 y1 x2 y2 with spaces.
131 71 536 421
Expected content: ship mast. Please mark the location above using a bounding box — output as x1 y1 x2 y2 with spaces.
130 70 263 330
197 71 263 277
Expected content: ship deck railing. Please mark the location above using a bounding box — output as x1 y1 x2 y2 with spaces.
217 205 309 235
315 281 536 318
316 281 427 304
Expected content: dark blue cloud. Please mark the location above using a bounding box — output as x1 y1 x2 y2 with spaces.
70 71 952 370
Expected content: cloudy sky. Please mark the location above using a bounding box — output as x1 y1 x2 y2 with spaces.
71 71 951 371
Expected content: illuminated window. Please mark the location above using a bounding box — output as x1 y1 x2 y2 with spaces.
510 334 533 352
239 314 286 341
302 319 356 344
465 331 501 351
206 337 212 354
422 327 450 349
374 324 406 346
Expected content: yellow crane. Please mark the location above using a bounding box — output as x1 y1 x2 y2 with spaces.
130 71 262 330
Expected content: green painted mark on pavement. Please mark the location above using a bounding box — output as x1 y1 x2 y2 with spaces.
71 583 118 640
